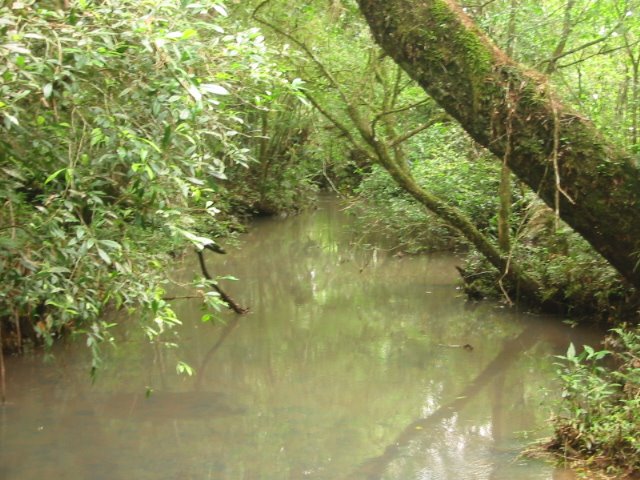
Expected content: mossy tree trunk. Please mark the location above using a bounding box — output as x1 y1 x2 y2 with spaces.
497 0 518 253
356 0 640 289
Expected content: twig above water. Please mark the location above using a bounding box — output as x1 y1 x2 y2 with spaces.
196 250 249 315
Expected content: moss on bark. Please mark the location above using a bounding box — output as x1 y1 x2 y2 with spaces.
357 0 640 290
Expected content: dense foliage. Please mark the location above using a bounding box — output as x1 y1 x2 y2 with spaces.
551 328 640 475
350 125 500 253
0 0 314 365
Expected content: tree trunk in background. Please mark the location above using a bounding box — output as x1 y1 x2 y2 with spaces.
497 0 518 253
631 58 639 150
356 0 640 289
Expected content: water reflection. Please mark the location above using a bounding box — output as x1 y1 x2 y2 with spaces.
0 196 601 480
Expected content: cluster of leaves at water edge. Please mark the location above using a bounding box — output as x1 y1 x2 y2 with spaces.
460 196 635 320
549 327 640 475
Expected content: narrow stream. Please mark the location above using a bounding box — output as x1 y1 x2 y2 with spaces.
1 197 602 479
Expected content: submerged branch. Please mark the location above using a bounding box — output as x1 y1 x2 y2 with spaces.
196 250 249 315
389 115 448 147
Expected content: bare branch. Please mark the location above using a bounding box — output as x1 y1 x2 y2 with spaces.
372 98 430 124
557 40 640 69
163 295 204 301
389 116 449 147
196 250 248 314
540 18 627 72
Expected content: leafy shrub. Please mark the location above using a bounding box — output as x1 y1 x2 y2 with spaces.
350 124 500 253
550 328 640 474
0 0 292 364
461 202 633 320
349 164 456 253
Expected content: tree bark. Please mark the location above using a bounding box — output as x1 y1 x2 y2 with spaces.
497 0 518 253
356 0 640 289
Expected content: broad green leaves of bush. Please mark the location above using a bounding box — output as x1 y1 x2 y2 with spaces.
554 329 640 471
0 0 288 366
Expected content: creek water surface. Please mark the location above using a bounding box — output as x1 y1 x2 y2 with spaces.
1 197 602 479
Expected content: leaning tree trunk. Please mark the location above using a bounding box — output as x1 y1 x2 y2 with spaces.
356 0 640 289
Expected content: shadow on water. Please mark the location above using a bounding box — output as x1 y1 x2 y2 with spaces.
349 326 539 479
1 196 603 480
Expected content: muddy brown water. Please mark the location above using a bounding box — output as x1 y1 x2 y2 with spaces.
0 197 602 479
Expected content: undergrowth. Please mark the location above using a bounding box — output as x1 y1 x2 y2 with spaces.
548 327 640 476
460 224 636 321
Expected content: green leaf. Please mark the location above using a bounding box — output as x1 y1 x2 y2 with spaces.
186 176 205 185
176 361 194 376
4 114 19 127
187 84 202 102
47 266 71 273
200 83 229 95
176 228 215 251
181 29 198 40
97 248 112 265
2 167 26 181
65 168 74 184
90 128 104 146
593 350 610 361
584 345 594 358
43 83 53 99
99 239 121 250
45 168 68 184
140 138 162 153
566 342 576 360
4 43 30 54
212 4 228 16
